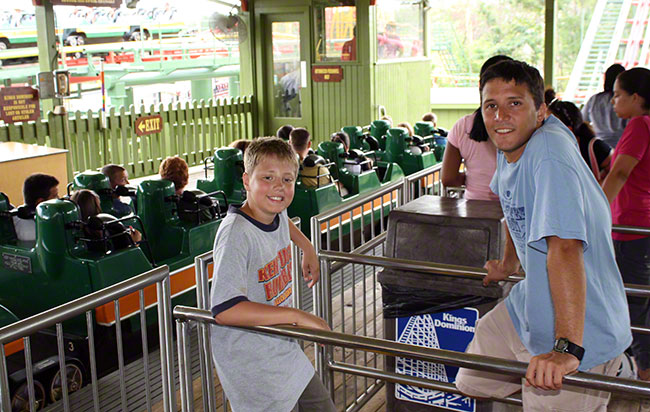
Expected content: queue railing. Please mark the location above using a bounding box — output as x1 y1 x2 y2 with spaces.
402 163 443 202
0 266 175 412
192 217 303 412
309 178 404 410
173 305 650 412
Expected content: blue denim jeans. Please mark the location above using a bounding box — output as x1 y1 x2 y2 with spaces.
614 236 650 370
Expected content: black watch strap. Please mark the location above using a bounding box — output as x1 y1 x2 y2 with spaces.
553 337 585 361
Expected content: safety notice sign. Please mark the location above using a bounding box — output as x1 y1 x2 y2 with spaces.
0 87 40 124
395 307 478 412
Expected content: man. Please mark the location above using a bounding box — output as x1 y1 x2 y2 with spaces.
455 59 631 410
14 173 59 242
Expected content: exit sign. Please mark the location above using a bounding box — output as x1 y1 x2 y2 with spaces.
134 115 163 136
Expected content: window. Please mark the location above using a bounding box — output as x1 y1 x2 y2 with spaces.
376 0 424 60
314 0 357 62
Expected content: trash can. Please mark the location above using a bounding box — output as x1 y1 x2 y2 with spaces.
379 195 517 412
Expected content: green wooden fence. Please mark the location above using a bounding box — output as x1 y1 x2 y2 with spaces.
0 96 256 180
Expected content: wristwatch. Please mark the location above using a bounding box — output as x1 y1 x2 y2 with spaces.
553 337 585 361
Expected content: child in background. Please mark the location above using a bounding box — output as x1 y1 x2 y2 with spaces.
101 164 132 215
209 137 336 412
289 128 333 189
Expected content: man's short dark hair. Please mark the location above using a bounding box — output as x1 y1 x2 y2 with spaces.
23 173 59 208
276 125 294 140
479 60 545 110
604 64 626 93
289 127 311 151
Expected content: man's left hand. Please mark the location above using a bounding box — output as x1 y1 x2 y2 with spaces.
525 352 579 391
301 247 320 288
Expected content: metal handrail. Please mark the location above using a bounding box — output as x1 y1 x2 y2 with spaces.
173 305 650 399
0 266 168 343
613 224 650 235
311 178 404 224
318 250 650 299
0 266 175 412
402 162 443 201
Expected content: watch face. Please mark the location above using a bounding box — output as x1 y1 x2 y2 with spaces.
555 338 569 352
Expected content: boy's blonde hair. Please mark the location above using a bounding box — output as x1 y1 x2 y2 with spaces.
244 136 299 176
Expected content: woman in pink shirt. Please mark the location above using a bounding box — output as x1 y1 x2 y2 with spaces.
602 67 650 380
442 55 512 201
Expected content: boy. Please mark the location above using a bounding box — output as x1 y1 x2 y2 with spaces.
14 173 59 242
210 137 336 412
288 127 333 189
101 164 132 215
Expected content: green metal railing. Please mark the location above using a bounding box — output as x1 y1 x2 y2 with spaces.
0 95 255 179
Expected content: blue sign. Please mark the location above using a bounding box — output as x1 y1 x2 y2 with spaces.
395 307 478 412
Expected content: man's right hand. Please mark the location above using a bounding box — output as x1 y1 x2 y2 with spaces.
483 259 518 286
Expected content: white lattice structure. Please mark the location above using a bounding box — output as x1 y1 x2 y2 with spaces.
396 314 448 382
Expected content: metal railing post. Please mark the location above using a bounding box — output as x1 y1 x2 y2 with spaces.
194 252 216 412
0 345 10 412
157 273 175 412
177 319 194 412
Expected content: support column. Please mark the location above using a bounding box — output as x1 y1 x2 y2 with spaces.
35 1 62 113
544 0 557 88
191 79 213 102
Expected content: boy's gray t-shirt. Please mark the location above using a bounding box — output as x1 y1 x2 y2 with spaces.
209 206 314 412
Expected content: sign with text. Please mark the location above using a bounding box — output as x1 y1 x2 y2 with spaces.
312 66 343 82
134 115 163 136
395 308 478 412
33 0 120 7
0 87 40 124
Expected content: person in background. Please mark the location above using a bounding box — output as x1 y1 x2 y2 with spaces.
71 189 141 250
13 174 59 242
342 26 356 61
101 164 133 215
601 67 650 381
159 156 213 223
547 100 612 181
276 124 294 141
289 128 333 189
441 55 512 201
421 112 437 127
544 87 557 118
229 139 253 154
396 121 414 137
582 63 628 148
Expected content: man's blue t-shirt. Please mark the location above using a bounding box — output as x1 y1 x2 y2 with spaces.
490 115 632 371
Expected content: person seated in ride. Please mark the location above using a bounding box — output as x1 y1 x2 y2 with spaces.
276 124 294 141
330 131 373 175
397 121 430 154
422 112 437 126
159 156 214 224
289 128 334 189
13 174 59 242
71 189 141 252
101 163 133 215
228 139 253 154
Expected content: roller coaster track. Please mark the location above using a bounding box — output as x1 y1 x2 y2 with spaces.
566 0 650 104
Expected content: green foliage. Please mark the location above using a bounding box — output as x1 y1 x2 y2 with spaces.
430 0 598 91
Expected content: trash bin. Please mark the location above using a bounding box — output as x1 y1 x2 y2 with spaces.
379 195 517 412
